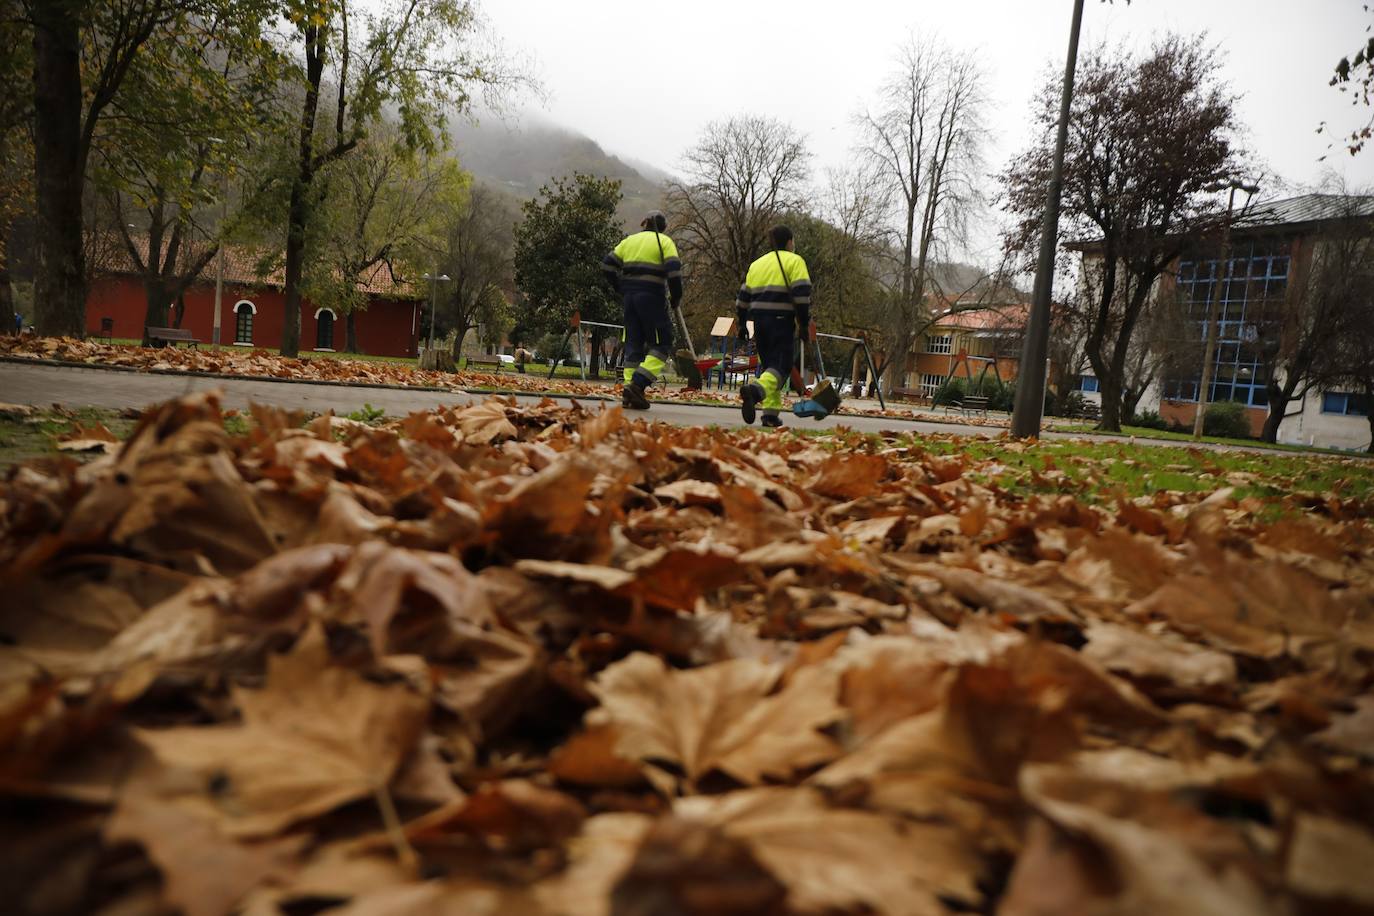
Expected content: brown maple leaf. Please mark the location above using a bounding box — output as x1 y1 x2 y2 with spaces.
134 625 429 837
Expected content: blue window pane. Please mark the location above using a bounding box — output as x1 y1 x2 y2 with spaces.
1323 392 1349 415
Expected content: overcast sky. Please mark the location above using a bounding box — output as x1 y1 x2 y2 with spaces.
482 0 1372 264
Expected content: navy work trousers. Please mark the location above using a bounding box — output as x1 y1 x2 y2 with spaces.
623 290 672 377
750 310 796 383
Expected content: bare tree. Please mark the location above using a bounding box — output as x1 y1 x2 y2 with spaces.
665 116 810 321
1004 35 1243 431
302 129 466 352
436 181 518 353
857 35 987 394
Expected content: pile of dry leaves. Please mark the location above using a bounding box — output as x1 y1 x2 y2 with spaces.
0 336 1012 425
3 392 1372 915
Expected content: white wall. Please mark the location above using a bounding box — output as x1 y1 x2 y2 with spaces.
1277 389 1373 451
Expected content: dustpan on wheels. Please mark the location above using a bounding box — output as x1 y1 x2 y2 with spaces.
795 333 842 419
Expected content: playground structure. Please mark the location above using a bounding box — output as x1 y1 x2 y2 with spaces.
943 350 1005 391
545 312 886 411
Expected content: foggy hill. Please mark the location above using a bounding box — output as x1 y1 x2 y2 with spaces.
447 114 668 227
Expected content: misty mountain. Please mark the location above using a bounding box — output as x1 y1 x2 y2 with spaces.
446 114 669 227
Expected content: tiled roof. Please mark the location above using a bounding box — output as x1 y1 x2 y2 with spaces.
929 303 1028 332
1232 193 1374 231
90 234 422 299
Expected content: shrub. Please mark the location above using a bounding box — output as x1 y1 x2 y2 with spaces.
536 331 570 364
1202 400 1252 439
984 378 1015 413
1049 390 1086 419
933 377 967 406
1130 410 1170 431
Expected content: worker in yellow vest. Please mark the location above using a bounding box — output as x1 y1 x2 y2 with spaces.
601 211 683 410
736 225 815 427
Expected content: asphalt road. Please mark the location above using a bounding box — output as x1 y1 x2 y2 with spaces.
0 360 1005 437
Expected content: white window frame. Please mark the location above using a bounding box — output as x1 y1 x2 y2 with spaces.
233 300 256 346
926 334 953 355
313 307 337 351
919 373 945 399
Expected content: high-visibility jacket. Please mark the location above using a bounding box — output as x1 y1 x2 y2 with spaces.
602 230 683 304
736 249 812 325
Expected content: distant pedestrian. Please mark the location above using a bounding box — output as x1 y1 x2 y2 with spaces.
601 211 684 410
736 225 815 428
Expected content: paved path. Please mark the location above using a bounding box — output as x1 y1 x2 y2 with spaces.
3 361 1356 457
0 360 1004 437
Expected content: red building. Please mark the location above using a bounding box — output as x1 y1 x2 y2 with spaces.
85 242 425 357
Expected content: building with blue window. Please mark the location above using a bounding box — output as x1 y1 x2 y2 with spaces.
1072 194 1374 450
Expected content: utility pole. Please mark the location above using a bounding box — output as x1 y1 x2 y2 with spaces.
208 137 226 348
1192 181 1259 439
1011 0 1087 439
421 270 449 367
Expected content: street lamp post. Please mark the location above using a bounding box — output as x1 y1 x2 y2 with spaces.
1011 0 1087 439
421 271 450 367
1192 181 1259 439
208 136 227 349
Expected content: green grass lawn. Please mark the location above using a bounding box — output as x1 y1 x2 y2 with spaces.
0 407 139 467
1048 421 1369 456
903 432 1374 512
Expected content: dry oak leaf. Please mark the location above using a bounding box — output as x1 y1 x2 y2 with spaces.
135 626 428 837
105 788 305 916
1310 695 1374 761
809 452 887 500
327 880 547 916
1082 621 1237 698
1285 814 1374 906
1013 763 1286 916
609 814 788 915
652 479 723 506
674 787 982 916
589 653 843 794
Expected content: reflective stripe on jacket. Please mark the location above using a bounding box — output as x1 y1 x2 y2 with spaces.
602 231 683 301
735 249 812 313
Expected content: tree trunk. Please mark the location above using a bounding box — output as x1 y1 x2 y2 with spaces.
281 26 324 358
143 275 171 333
31 2 87 338
1099 374 1123 431
346 310 358 353
0 218 14 333
1260 379 1300 444
1366 412 1374 454
171 293 186 329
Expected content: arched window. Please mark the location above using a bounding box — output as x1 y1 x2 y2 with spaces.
234 300 256 344
314 307 336 350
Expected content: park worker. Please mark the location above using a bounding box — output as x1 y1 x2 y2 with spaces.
600 210 684 410
737 225 817 428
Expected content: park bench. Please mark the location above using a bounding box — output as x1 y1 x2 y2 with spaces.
891 387 932 406
946 394 989 417
465 354 506 372
145 326 199 348
1077 399 1102 421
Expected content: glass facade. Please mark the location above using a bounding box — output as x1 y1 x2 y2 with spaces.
1162 240 1289 407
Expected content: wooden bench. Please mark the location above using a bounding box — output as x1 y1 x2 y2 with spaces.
891 387 932 406
465 354 505 372
1072 399 1102 421
948 395 989 417
145 326 199 348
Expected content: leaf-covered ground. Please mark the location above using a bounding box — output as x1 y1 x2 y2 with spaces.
3 393 1374 915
